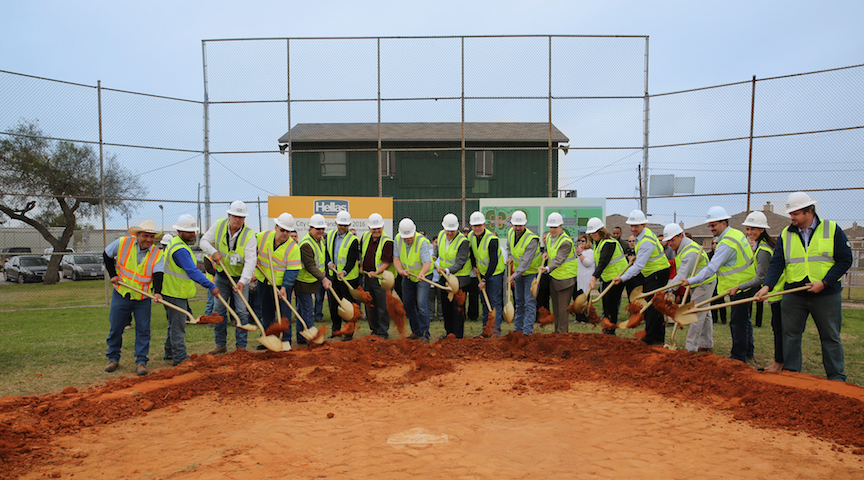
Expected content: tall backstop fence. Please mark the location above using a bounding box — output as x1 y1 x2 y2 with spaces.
1 35 862 310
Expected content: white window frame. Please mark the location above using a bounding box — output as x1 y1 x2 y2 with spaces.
320 151 347 177
380 151 396 177
475 151 493 177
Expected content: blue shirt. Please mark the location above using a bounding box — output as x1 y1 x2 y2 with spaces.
171 247 215 291
688 226 740 286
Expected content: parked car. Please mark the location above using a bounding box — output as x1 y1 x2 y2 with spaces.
4 255 49 283
60 254 105 281
1 247 32 268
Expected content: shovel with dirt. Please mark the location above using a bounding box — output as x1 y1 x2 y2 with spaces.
330 265 367 303
264 259 291 351
530 257 547 298
216 257 282 352
503 282 515 324
326 285 356 321
366 270 396 290
671 285 810 325
663 245 703 350
119 282 227 326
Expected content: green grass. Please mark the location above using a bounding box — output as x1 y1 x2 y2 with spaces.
1 280 863 396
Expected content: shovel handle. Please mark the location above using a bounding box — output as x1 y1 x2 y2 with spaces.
480 287 493 312
635 281 684 299
264 259 284 341
693 290 731 308
326 285 344 302
592 281 616 304
410 272 451 291
689 285 810 313
217 257 267 333
214 293 242 326
119 282 196 323
680 245 705 307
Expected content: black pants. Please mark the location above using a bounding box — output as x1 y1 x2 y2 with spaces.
770 301 783 363
536 272 551 314
600 279 626 324
441 279 468 338
753 301 764 327
711 283 727 324
363 276 390 338
466 276 479 321
641 268 670 344
328 276 359 335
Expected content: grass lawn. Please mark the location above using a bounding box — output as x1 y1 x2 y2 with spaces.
1 280 862 397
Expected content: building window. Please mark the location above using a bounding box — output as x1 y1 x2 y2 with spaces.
475 151 493 177
320 151 347 177
380 151 396 177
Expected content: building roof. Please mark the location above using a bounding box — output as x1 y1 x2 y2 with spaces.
280 122 569 144
844 222 864 240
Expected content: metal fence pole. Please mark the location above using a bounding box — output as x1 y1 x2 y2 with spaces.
641 37 650 213
287 39 292 196
377 38 383 198
747 75 757 212
98 80 110 305
548 35 553 197
461 37 466 223
201 41 211 233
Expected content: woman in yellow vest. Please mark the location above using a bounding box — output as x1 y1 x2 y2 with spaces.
586 218 628 334
614 209 671 345
537 212 578 333
735 211 778 368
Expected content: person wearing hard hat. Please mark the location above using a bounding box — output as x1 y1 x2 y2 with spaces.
682 206 756 362
155 214 220 366
435 213 472 338
506 210 541 335
325 210 360 340
159 233 173 250
102 220 165 376
254 212 301 350
360 213 394 338
614 209 671 345
200 200 257 353
586 217 628 334
394 218 433 341
663 223 716 352
295 214 332 344
739 211 782 370
755 192 852 381
537 212 577 333
468 211 505 336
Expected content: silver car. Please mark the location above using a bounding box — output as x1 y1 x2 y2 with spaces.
61 254 105 281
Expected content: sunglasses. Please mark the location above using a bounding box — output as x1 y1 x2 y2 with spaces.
311 227 325 231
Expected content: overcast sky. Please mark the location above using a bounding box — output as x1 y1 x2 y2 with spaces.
3 0 863 229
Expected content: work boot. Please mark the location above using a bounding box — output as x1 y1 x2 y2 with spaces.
104 361 119 372
207 346 227 355
136 364 148 376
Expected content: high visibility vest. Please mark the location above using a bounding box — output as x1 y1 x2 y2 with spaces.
546 233 578 281
593 237 627 282
162 236 197 299
636 228 669 277
361 231 396 275
716 227 756 293
255 230 300 284
114 236 162 300
213 218 254 277
326 229 359 281
782 219 836 284
507 228 542 276
296 234 325 284
436 230 472 277
397 235 430 281
753 240 785 297
470 229 505 277
675 238 714 286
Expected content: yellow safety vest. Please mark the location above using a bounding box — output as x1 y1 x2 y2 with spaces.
326 229 359 281
470 229 505 277
593 237 627 282
162 236 197 299
546 233 578 281
255 230 300 284
782 219 836 284
361 231 397 275
636 228 669 277
398 235 430 281
213 218 254 277
114 236 162 300
507 228 542 276
436 230 472 277
675 239 714 286
297 233 325 284
716 227 756 293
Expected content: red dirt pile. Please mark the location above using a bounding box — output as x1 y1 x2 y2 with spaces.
537 307 554 325
265 317 291 336
482 311 497 337
385 291 406 338
652 294 679 317
196 314 224 324
585 303 600 324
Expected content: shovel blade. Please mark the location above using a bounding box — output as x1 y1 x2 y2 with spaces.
503 303 515 324
238 324 257 332
673 302 700 325
338 304 354 321
258 335 283 352
379 271 395 290
628 285 644 304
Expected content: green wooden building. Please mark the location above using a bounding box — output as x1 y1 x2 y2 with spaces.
279 122 569 234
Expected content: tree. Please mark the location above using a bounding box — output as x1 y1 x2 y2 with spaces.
0 121 146 285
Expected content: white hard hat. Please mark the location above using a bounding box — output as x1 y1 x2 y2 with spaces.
705 206 731 223
275 212 295 231
625 209 648 225
226 200 248 217
663 223 683 239
128 219 158 236
172 214 199 233
399 218 416 239
442 213 459 231
585 217 604 234
546 212 564 227
367 213 385 229
510 210 527 226
785 191 817 214
741 211 770 229
469 211 485 226
309 214 327 229
335 210 351 226
160 233 173 246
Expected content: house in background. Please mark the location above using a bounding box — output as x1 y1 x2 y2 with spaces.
280 122 568 235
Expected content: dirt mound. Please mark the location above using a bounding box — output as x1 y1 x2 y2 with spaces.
1 333 864 479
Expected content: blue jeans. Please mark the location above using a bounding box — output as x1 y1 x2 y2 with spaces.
261 280 293 340
162 295 189 366
204 292 215 315
781 291 846 381
729 288 756 361
513 274 536 335
212 272 250 349
106 289 151 365
481 273 504 336
314 284 325 321
402 275 431 339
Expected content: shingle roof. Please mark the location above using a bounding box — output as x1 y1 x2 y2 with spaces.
280 122 569 144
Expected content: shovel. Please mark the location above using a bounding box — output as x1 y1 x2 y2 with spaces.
330 265 366 302
672 289 732 326
410 272 453 292
281 295 324 344
326 285 355 321
119 282 213 325
675 286 811 324
216 257 282 352
665 246 703 350
591 281 617 304
530 257 548 298
503 283 515 324
633 281 684 300
444 273 459 302
265 259 291 351
367 270 396 290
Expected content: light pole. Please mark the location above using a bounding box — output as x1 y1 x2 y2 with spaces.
159 205 164 231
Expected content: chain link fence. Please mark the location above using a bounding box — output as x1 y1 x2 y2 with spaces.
1 35 862 311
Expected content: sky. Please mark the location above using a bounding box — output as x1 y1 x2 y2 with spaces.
2 0 863 229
